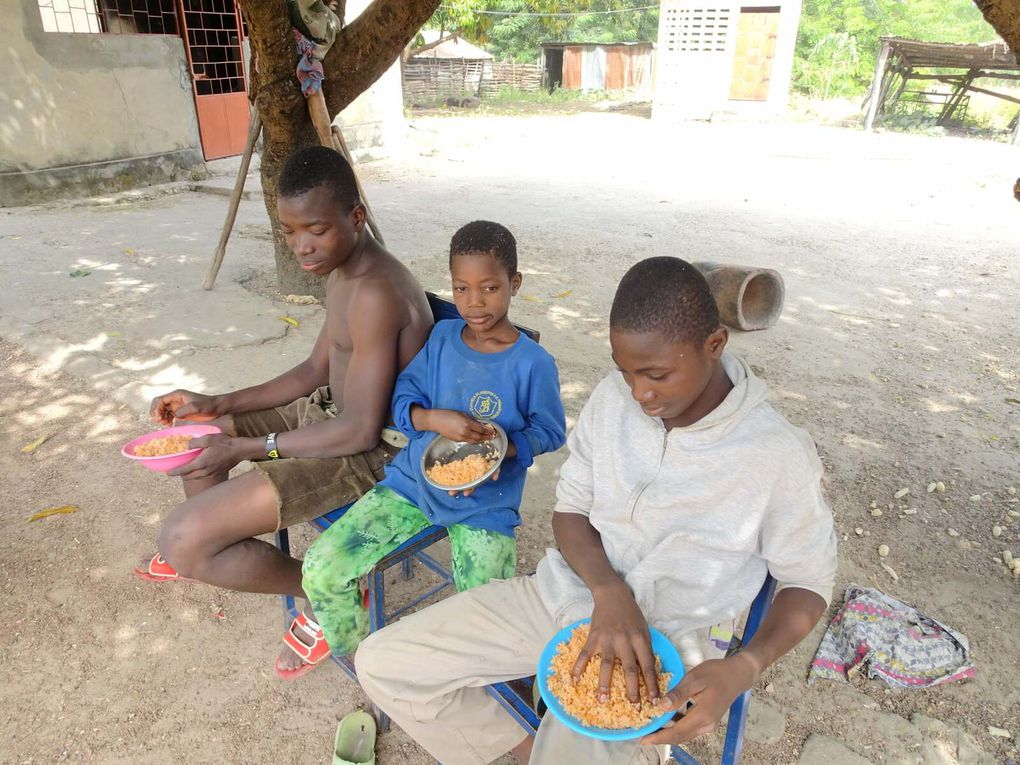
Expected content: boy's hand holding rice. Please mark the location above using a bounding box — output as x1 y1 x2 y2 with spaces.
150 388 224 426
418 408 496 444
576 579 662 706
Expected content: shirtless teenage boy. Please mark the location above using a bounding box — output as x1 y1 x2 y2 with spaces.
135 146 432 677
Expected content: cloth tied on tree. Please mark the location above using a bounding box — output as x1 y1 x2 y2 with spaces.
808 584 975 689
289 0 340 96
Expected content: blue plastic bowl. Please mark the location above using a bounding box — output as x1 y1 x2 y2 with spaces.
536 618 686 741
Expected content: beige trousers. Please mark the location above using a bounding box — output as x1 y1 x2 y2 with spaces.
355 575 724 765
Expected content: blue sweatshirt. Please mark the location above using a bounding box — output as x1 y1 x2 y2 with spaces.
379 319 567 537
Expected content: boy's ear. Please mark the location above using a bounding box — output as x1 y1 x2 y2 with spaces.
350 203 367 232
511 271 522 295
704 326 728 359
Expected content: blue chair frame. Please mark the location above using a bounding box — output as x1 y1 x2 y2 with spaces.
485 575 778 765
669 575 778 765
275 292 540 730
274 290 776 763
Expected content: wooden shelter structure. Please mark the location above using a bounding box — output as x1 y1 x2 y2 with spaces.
863 37 1020 141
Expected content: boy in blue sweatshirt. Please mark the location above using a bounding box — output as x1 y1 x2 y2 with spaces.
301 221 567 655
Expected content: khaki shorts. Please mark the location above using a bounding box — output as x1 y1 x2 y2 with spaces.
233 387 401 530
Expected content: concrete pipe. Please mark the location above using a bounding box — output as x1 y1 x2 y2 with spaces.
692 262 785 331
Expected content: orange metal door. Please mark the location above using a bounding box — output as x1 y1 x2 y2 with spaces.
729 9 780 102
178 0 250 160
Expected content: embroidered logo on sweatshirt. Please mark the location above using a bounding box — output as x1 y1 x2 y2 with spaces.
469 390 502 420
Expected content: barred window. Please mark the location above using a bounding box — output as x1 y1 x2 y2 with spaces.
37 0 179 35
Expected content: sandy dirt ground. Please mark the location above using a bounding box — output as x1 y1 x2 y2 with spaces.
1 113 1018 764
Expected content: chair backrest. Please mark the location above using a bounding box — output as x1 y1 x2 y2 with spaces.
426 292 540 344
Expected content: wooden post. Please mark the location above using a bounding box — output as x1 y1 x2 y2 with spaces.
891 67 911 104
938 69 976 125
863 40 891 131
331 125 386 246
1012 109 1020 145
202 112 262 291
307 89 335 147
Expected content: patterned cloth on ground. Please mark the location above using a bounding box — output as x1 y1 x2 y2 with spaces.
808 584 975 689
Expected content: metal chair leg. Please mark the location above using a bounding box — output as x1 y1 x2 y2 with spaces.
368 567 390 732
275 528 297 626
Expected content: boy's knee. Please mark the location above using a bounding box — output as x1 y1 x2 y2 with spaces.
302 537 362 588
156 508 204 577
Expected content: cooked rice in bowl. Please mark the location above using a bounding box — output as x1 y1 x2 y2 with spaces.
426 453 497 487
546 623 671 729
133 434 194 457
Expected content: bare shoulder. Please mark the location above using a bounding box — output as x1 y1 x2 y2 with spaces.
365 243 432 325
346 275 409 332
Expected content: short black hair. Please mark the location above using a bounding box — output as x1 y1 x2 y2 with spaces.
610 257 720 345
449 220 518 278
278 145 360 208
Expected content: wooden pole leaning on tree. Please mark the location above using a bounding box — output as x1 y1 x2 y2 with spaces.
863 40 892 131
203 111 263 290
304 87 386 246
330 124 385 246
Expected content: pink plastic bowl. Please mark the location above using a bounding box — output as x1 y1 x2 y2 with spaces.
121 424 222 473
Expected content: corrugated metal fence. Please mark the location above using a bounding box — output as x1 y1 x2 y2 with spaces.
558 44 653 93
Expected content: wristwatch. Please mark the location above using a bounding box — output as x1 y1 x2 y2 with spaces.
265 432 281 460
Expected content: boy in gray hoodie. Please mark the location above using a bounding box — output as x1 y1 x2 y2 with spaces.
355 257 838 765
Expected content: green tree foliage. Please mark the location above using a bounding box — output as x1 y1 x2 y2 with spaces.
794 0 996 98
425 1 658 62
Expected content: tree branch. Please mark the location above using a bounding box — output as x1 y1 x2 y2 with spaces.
972 0 1020 52
411 29 461 58
322 0 442 116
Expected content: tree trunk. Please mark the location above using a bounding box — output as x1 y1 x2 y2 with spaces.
237 0 441 297
973 0 1020 52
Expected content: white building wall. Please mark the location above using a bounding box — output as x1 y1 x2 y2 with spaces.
653 0 801 121
334 0 406 158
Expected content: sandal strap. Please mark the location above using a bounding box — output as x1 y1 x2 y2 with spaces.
148 554 179 578
293 612 323 638
282 615 331 664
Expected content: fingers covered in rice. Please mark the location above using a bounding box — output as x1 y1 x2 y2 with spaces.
547 623 671 729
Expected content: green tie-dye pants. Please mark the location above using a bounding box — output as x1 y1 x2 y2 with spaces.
301 486 516 656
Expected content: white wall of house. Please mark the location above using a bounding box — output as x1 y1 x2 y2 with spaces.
334 0 406 158
0 0 203 203
653 0 802 121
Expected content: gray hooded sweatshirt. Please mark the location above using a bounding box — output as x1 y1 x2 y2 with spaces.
535 352 837 659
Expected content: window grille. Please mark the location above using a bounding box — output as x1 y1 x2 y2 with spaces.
662 6 730 54
37 0 179 35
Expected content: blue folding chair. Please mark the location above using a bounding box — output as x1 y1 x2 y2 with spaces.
275 292 540 730
485 574 778 765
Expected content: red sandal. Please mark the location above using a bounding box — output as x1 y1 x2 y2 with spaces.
275 613 332 680
133 553 194 583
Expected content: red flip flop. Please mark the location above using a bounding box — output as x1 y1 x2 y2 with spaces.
275 613 333 680
133 553 194 583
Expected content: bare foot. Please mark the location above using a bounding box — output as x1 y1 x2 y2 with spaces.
277 604 319 674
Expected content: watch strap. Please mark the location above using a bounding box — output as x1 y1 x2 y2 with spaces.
265 432 280 459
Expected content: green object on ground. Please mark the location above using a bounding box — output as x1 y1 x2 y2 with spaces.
333 710 376 765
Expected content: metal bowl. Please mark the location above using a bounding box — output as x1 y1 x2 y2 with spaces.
421 421 508 492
